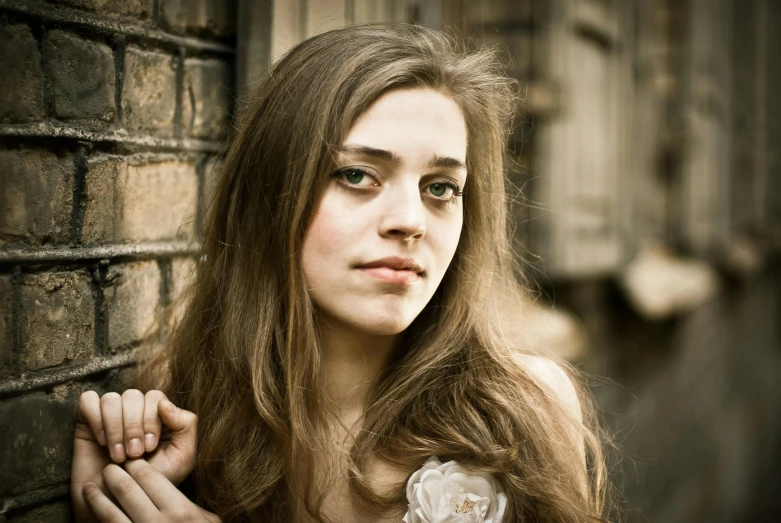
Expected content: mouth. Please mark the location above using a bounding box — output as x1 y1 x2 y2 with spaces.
356 256 425 274
357 266 421 285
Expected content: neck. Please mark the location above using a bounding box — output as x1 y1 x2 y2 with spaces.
319 320 399 416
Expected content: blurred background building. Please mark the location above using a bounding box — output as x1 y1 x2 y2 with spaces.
1 0 779 521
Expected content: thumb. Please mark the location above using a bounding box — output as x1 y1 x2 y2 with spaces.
158 399 197 451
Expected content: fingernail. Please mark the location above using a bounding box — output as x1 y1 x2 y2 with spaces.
112 443 126 461
144 433 156 451
127 438 143 456
98 430 106 446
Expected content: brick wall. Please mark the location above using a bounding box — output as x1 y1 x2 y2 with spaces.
0 1 235 519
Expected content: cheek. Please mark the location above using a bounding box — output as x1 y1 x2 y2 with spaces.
302 217 333 282
301 199 351 284
436 213 464 268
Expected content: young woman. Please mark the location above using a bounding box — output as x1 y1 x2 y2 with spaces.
71 24 610 522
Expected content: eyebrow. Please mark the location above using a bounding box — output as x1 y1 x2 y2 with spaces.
339 145 466 171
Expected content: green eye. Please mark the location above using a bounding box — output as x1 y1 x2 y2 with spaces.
429 183 448 197
429 183 447 200
344 169 365 184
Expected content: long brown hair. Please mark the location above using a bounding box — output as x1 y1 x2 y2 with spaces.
141 23 611 522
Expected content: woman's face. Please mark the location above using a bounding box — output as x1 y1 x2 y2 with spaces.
302 87 468 336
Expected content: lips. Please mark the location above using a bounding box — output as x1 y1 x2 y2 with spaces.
357 256 424 274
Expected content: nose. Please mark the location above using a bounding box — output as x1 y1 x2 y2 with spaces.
377 183 426 241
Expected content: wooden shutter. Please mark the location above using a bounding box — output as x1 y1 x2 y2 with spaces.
269 0 415 63
730 0 760 232
678 0 732 255
352 0 414 25
270 0 348 63
766 1 781 222
530 0 632 278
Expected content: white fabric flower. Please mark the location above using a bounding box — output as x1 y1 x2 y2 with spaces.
402 456 507 523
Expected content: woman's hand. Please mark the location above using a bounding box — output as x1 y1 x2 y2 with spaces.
71 390 198 521
83 459 220 522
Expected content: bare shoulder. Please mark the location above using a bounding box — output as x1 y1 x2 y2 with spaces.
516 355 590 481
515 354 583 422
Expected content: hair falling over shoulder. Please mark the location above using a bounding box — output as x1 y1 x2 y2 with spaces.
139 23 617 523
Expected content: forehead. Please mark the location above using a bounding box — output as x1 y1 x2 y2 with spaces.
343 88 468 163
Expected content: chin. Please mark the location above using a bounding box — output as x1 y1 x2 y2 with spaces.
312 293 425 336
329 307 419 336
353 314 415 336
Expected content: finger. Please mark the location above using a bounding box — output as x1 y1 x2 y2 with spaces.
78 391 106 446
103 464 159 522
158 399 197 455
83 482 132 523
122 389 145 458
143 390 168 452
100 392 126 463
124 458 193 511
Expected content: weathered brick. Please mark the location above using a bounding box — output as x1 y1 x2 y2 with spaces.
160 0 236 38
19 271 94 371
43 30 115 122
0 393 76 496
117 159 198 241
0 149 73 245
51 376 120 402
51 381 92 402
83 157 198 243
0 24 45 123
104 261 161 350
122 47 176 134
0 274 13 375
170 256 196 324
171 257 196 296
7 501 73 523
114 365 140 390
202 154 223 214
55 0 154 19
81 156 121 243
182 58 232 140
